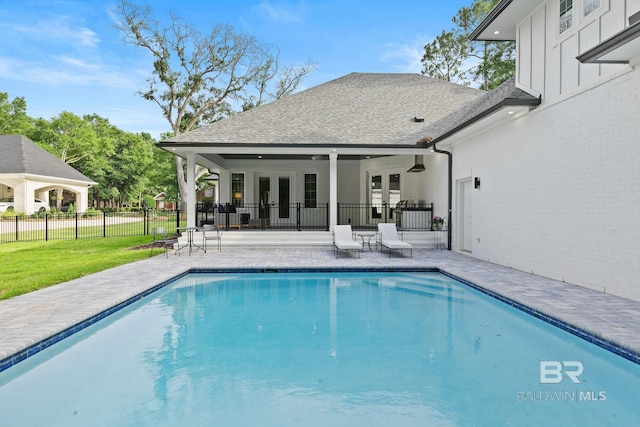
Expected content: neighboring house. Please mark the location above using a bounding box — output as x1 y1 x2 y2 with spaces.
159 0 640 300
153 192 176 210
0 135 96 214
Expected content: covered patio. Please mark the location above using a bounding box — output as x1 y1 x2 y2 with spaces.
158 73 540 251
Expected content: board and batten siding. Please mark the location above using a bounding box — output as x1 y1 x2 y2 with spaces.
516 0 640 101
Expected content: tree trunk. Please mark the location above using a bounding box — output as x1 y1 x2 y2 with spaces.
176 156 188 210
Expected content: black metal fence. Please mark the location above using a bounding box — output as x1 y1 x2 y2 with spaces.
0 210 185 243
199 202 434 232
0 203 435 243
198 203 329 231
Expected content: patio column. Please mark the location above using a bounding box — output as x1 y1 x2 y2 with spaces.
186 151 196 228
329 152 338 228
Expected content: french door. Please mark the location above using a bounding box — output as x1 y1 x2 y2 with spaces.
369 172 401 222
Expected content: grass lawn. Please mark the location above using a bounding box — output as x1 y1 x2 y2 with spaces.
0 236 158 300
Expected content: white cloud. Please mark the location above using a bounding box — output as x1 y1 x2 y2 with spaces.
0 54 141 90
253 0 306 23
3 16 99 48
377 34 435 74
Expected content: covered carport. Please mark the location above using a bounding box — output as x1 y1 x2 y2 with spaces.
0 135 96 214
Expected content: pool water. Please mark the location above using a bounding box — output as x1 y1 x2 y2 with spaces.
1 271 639 426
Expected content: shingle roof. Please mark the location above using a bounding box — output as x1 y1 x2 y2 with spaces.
415 77 541 143
163 73 485 147
0 135 95 183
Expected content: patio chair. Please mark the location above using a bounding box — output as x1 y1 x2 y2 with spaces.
377 223 412 258
202 224 222 252
150 227 177 258
333 224 362 258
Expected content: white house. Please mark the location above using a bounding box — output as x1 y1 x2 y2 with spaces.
160 0 640 301
0 135 95 214
431 0 640 300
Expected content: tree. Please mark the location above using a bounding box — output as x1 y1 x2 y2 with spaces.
421 30 470 85
113 0 314 206
421 0 515 90
0 93 32 135
30 112 101 210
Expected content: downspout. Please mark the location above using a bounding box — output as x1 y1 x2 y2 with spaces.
431 142 452 250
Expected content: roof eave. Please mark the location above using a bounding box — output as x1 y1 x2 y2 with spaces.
577 21 640 64
469 0 515 41
427 95 541 146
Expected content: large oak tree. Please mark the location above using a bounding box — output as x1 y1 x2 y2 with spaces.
113 0 314 207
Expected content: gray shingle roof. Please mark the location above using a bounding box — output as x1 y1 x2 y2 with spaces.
163 73 485 147
0 135 95 183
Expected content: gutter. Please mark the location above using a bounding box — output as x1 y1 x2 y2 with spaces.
430 142 453 250
468 0 514 41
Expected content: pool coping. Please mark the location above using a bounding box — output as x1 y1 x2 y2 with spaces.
2 256 640 373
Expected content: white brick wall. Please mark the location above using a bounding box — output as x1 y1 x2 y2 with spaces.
447 68 640 300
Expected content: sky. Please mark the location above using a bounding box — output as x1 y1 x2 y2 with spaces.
0 0 471 139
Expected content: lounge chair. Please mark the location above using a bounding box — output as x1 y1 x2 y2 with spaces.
202 224 222 252
333 224 362 258
377 223 412 258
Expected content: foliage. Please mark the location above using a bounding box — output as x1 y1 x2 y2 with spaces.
113 0 314 205
432 216 444 224
421 30 470 85
0 93 172 209
421 0 515 90
0 93 33 135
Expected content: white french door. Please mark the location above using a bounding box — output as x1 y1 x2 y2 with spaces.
369 171 401 222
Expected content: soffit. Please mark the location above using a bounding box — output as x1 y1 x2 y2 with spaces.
469 0 545 41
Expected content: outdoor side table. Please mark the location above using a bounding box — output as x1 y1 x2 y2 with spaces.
176 226 204 255
355 232 377 251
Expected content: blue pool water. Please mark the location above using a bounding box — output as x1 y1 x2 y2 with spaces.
1 271 639 426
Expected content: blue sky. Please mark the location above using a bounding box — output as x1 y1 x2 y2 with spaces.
0 0 470 138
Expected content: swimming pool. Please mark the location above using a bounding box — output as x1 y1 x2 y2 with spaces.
1 270 639 426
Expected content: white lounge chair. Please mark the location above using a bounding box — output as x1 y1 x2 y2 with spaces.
333 224 362 258
377 223 412 258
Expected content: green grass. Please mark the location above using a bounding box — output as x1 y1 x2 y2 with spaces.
0 236 159 300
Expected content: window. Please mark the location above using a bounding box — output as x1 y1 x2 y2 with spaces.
583 0 601 17
231 173 244 206
304 174 317 208
560 0 573 34
279 177 290 218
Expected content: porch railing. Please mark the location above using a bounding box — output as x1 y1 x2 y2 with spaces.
198 202 434 232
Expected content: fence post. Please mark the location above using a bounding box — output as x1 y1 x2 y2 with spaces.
14 215 18 242
45 213 49 241
102 211 106 238
326 203 330 231
296 203 301 231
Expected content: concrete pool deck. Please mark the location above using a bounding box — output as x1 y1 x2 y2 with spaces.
2 247 640 370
